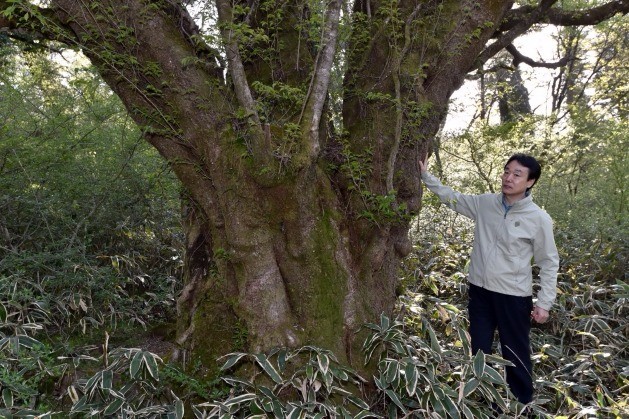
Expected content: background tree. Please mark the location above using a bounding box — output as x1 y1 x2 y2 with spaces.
0 46 182 330
435 12 626 267
540 15 628 237
0 0 627 373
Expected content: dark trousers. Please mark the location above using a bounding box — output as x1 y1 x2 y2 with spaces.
468 283 534 404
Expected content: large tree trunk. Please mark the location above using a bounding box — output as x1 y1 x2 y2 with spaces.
175 165 377 367
0 0 513 373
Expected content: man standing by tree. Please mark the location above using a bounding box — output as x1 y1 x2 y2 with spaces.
419 154 559 405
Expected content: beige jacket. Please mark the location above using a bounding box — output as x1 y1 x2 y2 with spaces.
421 171 559 310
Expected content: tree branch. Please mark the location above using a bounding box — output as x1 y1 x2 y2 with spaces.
476 0 559 69
298 0 343 163
215 0 270 166
506 44 572 68
161 1 225 79
0 0 75 45
478 0 628 70
386 2 426 194
502 0 629 30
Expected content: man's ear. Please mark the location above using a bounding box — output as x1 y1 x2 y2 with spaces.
526 178 536 189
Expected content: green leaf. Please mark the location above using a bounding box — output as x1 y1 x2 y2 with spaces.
404 361 418 396
317 353 330 374
258 386 276 400
71 396 89 413
330 365 349 381
354 410 378 419
463 378 480 397
323 370 333 389
85 371 103 392
0 337 9 351
271 399 285 418
143 351 160 379
120 382 134 395
1 6 17 18
219 352 248 371
392 340 406 356
384 360 399 384
191 404 203 417
374 376 387 391
426 324 442 354
287 405 302 419
330 386 352 397
103 398 124 416
250 399 265 414
347 395 370 410
473 351 485 378
363 341 380 365
484 384 507 411
362 322 381 333
482 365 505 384
175 398 184 419
0 302 6 323
591 317 611 331
380 313 390 331
102 369 113 390
130 350 144 379
440 303 460 313
17 334 42 349
461 403 475 419
222 377 254 388
2 388 13 409
429 392 446 416
457 325 471 356
362 333 378 353
442 395 460 419
385 389 407 415
484 354 513 366
277 348 288 371
224 393 257 406
254 353 283 384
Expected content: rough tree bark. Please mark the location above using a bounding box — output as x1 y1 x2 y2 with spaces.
1 0 627 374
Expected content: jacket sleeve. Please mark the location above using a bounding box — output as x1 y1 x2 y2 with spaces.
533 214 560 311
421 171 480 220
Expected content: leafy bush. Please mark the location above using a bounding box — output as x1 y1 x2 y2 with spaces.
197 346 371 418
0 48 186 417
0 278 64 417
362 314 533 418
194 312 535 418
68 344 184 418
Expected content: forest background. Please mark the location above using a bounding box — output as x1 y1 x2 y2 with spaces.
0 1 627 418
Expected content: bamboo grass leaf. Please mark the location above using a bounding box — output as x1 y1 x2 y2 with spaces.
130 350 143 379
219 352 248 371
473 351 486 378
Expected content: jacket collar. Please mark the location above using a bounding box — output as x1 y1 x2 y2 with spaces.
498 193 533 211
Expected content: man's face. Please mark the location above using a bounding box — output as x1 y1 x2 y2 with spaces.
502 160 535 200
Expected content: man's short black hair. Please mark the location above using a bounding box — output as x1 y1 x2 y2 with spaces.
505 153 542 189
